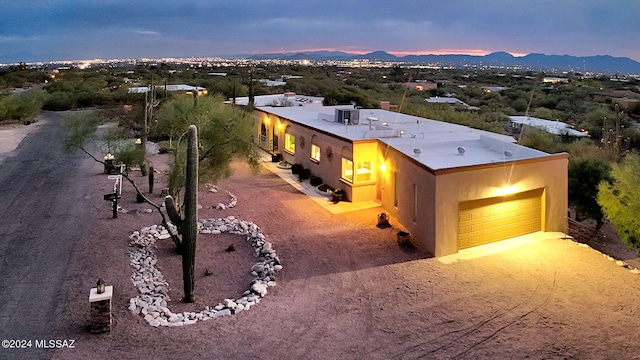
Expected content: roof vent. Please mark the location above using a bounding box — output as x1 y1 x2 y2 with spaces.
504 150 513 157
366 116 378 130
458 146 466 155
413 148 422 156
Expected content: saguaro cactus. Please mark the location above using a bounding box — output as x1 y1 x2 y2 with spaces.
148 166 154 194
163 125 199 303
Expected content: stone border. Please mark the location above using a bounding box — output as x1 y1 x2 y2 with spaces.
205 184 238 210
572 241 640 274
128 215 281 327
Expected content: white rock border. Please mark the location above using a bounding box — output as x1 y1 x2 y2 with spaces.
128 215 281 327
571 240 640 274
205 184 238 210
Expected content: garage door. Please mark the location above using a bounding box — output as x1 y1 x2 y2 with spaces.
458 189 543 249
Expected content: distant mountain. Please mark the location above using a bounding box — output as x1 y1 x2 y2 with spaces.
355 50 396 61
248 50 640 74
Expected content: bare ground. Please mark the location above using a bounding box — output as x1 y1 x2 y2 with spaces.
0 119 634 359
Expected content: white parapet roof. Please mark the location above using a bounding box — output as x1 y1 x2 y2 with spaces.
509 116 588 137
128 84 206 93
260 105 554 171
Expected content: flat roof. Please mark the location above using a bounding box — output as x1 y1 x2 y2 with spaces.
259 106 555 171
230 94 324 107
128 84 205 93
509 116 588 137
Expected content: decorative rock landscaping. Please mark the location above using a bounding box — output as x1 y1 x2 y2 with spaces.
127 188 280 327
205 184 238 210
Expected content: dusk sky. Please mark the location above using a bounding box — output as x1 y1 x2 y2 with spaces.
2 0 639 63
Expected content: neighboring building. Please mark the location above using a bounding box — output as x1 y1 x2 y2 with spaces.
507 116 589 138
251 99 568 257
482 86 508 93
402 81 437 91
259 79 287 87
230 92 324 107
542 77 570 84
426 97 480 111
128 84 207 95
379 101 399 111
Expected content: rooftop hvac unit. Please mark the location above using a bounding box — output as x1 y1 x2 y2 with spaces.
335 109 360 125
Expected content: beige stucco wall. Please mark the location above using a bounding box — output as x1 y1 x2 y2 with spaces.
432 154 568 256
378 148 438 254
256 110 356 199
378 146 567 257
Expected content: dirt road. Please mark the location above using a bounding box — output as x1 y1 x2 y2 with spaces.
0 112 94 360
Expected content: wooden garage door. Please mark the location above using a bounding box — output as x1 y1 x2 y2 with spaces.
458 189 543 249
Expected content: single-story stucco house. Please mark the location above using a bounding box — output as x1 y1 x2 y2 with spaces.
238 94 568 257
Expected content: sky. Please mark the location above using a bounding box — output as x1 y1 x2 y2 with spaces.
2 0 640 63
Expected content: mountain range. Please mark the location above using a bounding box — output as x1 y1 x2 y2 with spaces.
247 50 640 74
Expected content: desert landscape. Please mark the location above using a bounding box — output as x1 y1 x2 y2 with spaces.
2 116 640 359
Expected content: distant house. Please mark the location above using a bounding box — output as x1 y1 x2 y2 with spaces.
379 101 399 111
482 86 508 93
128 84 207 95
542 77 569 84
426 97 479 111
507 116 588 138
229 92 324 107
246 95 568 257
402 81 437 91
259 79 287 87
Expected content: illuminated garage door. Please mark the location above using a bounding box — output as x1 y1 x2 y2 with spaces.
458 189 543 249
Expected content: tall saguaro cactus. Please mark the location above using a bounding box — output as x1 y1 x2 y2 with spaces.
182 125 198 302
164 125 199 303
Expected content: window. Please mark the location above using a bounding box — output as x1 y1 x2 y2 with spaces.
342 158 354 182
311 144 321 162
413 183 418 222
355 160 375 182
393 171 398 208
284 132 295 154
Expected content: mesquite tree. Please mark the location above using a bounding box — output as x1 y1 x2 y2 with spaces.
164 125 198 302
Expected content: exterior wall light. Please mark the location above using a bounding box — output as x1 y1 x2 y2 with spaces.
96 279 106 294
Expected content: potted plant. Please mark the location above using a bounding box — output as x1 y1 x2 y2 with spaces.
309 175 323 186
332 188 344 204
397 231 410 246
298 168 311 180
291 163 303 175
377 212 390 228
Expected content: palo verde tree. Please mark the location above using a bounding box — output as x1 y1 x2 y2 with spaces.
64 111 179 249
597 152 640 250
568 157 612 230
64 111 145 168
152 93 260 199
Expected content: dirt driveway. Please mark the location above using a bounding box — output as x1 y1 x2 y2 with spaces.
8 131 631 360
